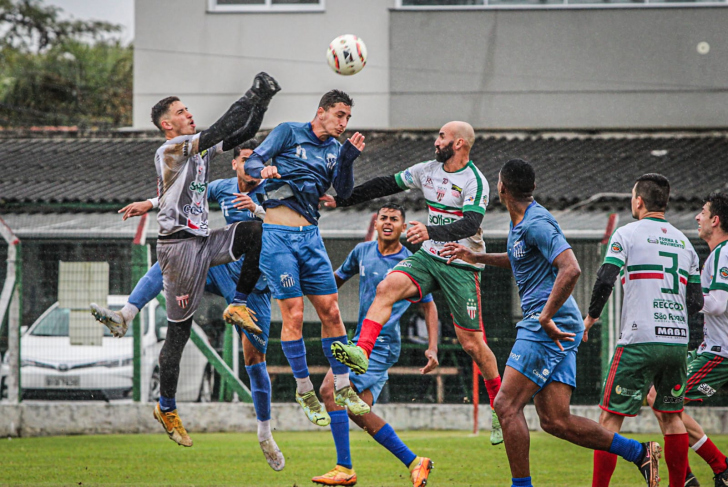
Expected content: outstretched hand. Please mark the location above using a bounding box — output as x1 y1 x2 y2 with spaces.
582 315 598 343
539 318 576 352
406 221 429 245
118 201 153 221
347 132 365 152
420 349 439 375
232 193 257 212
319 194 337 209
441 242 477 265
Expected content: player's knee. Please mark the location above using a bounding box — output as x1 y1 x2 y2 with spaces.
493 392 515 419
458 335 482 357
243 349 265 366
318 303 342 327
374 279 401 304
538 412 568 437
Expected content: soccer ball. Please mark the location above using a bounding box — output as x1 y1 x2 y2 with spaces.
326 35 367 76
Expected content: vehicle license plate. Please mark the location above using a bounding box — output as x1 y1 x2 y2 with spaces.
45 376 80 387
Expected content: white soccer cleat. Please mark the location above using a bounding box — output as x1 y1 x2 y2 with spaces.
90 303 128 338
259 436 285 471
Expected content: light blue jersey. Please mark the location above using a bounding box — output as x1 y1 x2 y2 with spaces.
507 201 583 336
245 122 351 225
335 241 433 363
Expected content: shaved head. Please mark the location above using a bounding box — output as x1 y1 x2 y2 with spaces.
442 121 475 149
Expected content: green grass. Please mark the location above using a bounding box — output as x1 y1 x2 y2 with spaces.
0 430 724 486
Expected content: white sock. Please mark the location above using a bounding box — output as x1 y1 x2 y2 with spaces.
334 373 350 391
295 377 314 394
120 303 139 324
257 419 272 442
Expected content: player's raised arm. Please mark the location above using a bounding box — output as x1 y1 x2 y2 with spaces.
244 123 294 179
118 198 157 221
331 132 365 200
198 72 280 153
333 244 361 289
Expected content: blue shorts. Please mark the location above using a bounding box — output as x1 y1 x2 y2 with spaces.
259 223 337 300
205 261 271 355
350 352 394 406
506 327 583 392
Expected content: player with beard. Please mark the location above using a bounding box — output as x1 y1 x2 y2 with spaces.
322 121 504 445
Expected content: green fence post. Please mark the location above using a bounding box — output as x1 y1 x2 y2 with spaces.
189 326 252 402
15 242 22 402
218 325 234 402
130 216 150 402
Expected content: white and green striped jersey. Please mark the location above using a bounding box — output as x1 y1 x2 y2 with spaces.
395 160 488 270
605 217 700 345
698 240 728 358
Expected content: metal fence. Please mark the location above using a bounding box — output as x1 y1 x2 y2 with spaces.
0 214 718 409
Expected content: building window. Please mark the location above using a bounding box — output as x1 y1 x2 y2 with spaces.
208 0 324 13
398 0 727 8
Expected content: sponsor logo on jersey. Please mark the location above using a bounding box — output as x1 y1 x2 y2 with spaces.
647 236 659 244
464 195 475 205
442 178 449 185
183 204 204 215
189 181 207 194
279 273 295 288
424 176 434 189
466 299 477 320
482 195 489 206
632 322 638 330
611 242 623 253
182 140 190 157
698 383 716 396
653 299 684 311
451 184 462 197
403 169 414 185
396 261 412 268
326 153 337 169
295 145 307 160
663 395 683 403
720 267 728 279
671 384 686 397
176 294 190 309
615 385 642 399
532 369 548 382
656 237 686 249
436 187 446 202
429 214 457 226
712 346 722 353
654 312 686 323
655 326 688 338
542 368 550 376
509 352 521 361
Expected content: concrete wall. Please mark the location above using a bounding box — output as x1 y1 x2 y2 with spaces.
133 0 391 130
4 402 728 437
390 8 728 129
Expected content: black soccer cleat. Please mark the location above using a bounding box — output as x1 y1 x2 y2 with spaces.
714 465 728 487
635 441 661 487
685 470 700 487
252 72 281 100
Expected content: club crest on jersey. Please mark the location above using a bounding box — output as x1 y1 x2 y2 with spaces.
611 242 623 253
326 153 337 169
720 267 728 279
466 299 477 320
451 184 462 197
512 240 525 259
442 178 449 185
661 227 667 234
176 294 190 309
424 177 434 189
280 273 295 288
436 187 446 202
647 236 659 244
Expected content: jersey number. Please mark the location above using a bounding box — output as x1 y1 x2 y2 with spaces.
659 251 680 295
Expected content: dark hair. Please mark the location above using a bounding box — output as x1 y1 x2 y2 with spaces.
378 203 406 220
635 173 670 212
499 159 535 199
151 96 180 131
706 191 728 233
318 90 354 111
233 139 259 159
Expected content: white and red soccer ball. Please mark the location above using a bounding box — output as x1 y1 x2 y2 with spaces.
326 34 367 76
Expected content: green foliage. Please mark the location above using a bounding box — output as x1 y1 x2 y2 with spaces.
0 0 132 128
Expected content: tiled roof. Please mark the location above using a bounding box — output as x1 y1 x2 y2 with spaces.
2 131 727 211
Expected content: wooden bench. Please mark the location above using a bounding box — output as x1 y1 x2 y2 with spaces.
266 365 459 403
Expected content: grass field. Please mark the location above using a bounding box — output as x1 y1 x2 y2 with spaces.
1 430 725 486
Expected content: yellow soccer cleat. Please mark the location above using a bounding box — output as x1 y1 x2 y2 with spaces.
490 409 504 446
296 390 331 427
312 465 357 486
409 456 433 487
334 385 370 416
153 403 193 447
259 436 285 471
223 303 262 335
90 303 128 338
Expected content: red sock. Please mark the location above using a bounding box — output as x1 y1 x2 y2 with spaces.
356 319 383 357
592 450 618 487
695 436 728 474
484 376 501 409
664 433 689 487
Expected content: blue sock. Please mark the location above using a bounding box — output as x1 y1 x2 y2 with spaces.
245 362 271 422
609 433 645 463
129 262 164 310
329 410 352 469
512 476 532 487
232 291 248 305
321 336 349 375
159 395 176 412
373 423 417 468
280 338 309 379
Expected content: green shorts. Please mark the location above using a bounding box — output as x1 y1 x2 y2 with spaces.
392 249 483 332
600 343 688 416
685 350 728 402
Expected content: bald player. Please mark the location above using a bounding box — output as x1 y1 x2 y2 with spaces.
323 121 504 446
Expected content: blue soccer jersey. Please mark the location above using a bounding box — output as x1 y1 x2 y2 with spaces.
335 241 433 362
246 122 347 225
507 201 583 335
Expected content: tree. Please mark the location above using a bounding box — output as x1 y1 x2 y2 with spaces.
0 0 132 128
